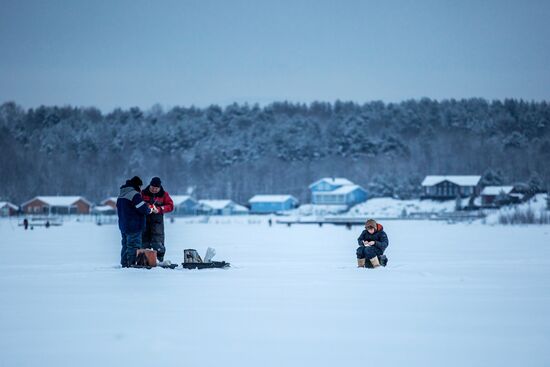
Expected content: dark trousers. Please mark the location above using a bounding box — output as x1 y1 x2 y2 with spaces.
356 245 382 260
121 231 142 267
142 215 165 261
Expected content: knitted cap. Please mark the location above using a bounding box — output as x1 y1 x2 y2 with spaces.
365 219 377 229
129 176 143 187
150 177 162 187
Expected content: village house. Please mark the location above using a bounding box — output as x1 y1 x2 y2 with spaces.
197 200 249 216
309 177 368 206
21 196 92 215
421 175 482 199
0 201 19 216
171 195 199 216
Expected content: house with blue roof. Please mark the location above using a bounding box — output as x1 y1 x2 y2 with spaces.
309 177 367 206
249 195 299 213
171 195 199 216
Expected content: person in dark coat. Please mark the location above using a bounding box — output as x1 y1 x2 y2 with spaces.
141 177 174 262
117 176 154 267
356 218 389 268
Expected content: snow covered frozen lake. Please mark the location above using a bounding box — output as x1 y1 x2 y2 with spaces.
1 217 549 367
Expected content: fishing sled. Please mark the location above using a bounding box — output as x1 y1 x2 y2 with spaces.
181 248 230 269
131 263 179 270
126 248 229 270
180 261 230 269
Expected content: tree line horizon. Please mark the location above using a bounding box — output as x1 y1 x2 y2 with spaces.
1 98 548 204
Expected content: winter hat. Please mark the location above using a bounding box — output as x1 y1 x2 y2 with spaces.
150 176 162 187
365 219 377 230
128 176 143 191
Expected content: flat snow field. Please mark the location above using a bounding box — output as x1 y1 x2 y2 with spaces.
1 218 549 367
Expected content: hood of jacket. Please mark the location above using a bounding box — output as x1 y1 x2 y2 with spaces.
118 185 139 200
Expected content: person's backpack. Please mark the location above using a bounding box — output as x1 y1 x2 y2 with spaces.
135 249 157 267
135 252 147 266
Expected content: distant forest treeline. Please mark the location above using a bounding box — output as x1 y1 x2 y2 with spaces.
1 98 549 204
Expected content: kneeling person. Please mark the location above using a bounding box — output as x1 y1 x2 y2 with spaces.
141 176 174 262
356 219 389 268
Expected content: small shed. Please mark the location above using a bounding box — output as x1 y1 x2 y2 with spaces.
481 186 519 207
101 197 118 210
21 196 92 215
0 201 19 216
249 195 299 213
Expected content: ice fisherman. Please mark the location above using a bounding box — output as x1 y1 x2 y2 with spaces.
356 219 389 268
117 176 155 267
141 176 174 263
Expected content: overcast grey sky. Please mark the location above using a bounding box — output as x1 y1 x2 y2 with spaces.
1 0 549 111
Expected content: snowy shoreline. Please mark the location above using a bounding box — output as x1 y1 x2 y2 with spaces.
3 193 548 228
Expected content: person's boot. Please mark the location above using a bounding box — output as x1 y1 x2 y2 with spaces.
357 258 366 268
369 256 380 268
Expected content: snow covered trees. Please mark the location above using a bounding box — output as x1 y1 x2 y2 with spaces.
0 98 548 204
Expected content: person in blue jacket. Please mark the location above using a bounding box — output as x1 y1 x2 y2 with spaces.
116 176 156 267
356 219 389 268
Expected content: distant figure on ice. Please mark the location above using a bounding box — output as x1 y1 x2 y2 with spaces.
117 176 155 267
356 219 389 268
23 218 29 230
141 176 174 263
45 220 50 228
